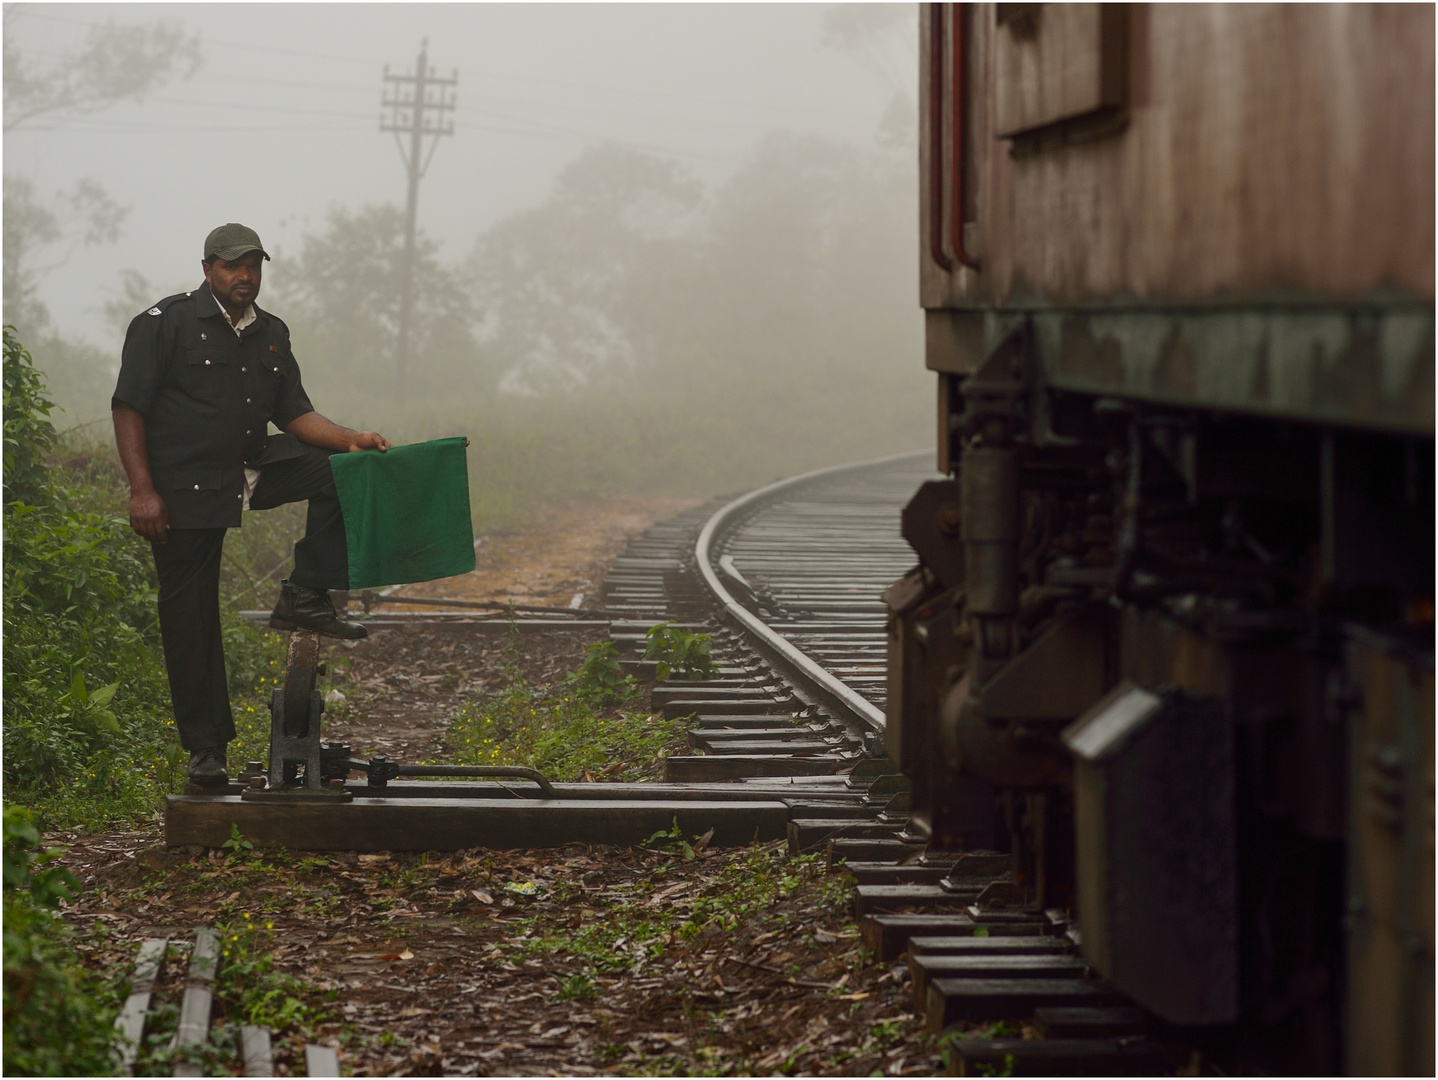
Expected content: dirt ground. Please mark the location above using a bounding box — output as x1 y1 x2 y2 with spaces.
51 494 944 1076
319 625 606 764
378 495 705 611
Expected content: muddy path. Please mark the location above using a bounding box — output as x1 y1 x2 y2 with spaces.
52 495 943 1076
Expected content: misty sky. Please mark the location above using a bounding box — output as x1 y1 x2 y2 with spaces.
6 3 914 349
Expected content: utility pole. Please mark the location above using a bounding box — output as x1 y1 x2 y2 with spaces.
380 39 456 398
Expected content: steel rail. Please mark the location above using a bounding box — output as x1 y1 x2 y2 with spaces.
694 450 930 736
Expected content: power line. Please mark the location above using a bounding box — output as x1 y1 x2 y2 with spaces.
146 96 373 121
13 7 865 122
11 7 383 67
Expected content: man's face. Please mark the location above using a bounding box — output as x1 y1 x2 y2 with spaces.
203 251 264 311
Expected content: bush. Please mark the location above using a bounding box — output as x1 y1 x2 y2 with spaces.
2 805 121 1076
642 622 717 680
2 328 179 827
564 641 636 706
2 328 303 827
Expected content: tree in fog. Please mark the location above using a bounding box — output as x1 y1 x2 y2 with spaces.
3 178 126 334
819 4 917 100
2 10 201 133
465 128 919 400
267 204 481 415
650 129 923 443
3 9 201 323
821 6 918 152
3 10 201 420
467 144 702 394
2 176 130 422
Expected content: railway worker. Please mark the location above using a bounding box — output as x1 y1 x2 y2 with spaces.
111 222 391 787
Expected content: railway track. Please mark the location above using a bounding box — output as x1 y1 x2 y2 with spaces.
606 452 1181 1076
160 452 1182 1074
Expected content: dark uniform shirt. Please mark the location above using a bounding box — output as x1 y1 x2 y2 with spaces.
112 283 315 529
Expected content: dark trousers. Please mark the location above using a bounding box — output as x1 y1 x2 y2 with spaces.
152 443 348 751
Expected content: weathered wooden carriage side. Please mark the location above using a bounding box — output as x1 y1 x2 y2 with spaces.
920 3 1435 434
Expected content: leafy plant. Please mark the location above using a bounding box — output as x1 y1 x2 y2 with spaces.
555 972 598 1001
868 1019 904 1049
2 807 78 910
215 918 326 1033
975 1053 1017 1078
2 324 58 507
2 804 121 1076
221 824 254 857
2 329 178 827
643 622 718 681
645 816 698 860
565 640 635 705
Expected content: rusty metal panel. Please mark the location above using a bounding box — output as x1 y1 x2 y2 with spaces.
931 301 1434 435
993 4 1125 138
1064 682 1238 1025
1345 629 1435 1077
925 309 989 377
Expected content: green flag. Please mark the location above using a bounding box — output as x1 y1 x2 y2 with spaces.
329 436 476 589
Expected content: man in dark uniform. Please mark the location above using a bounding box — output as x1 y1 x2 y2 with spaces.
112 223 391 786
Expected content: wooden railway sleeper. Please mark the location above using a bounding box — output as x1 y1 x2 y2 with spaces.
113 926 343 1077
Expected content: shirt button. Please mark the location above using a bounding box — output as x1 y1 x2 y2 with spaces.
193 484 200 490
205 359 211 365
246 429 252 436
246 397 251 404
200 333 207 341
241 367 247 372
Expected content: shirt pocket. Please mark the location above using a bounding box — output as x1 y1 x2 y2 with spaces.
183 346 229 401
169 470 224 495
247 358 280 416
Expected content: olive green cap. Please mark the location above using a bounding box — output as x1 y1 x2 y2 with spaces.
203 223 270 263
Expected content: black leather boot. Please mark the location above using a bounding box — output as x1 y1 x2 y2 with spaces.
269 579 368 639
188 746 229 785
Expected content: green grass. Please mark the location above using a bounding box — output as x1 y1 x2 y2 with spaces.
445 641 689 783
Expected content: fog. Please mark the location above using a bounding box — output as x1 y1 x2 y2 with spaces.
5 3 930 524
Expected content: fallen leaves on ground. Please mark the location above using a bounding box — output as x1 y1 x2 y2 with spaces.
56 833 940 1077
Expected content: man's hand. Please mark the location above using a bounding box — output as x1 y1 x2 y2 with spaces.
129 486 170 544
346 431 391 453
113 404 168 543
286 412 391 454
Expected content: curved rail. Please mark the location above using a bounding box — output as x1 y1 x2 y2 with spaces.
694 450 931 736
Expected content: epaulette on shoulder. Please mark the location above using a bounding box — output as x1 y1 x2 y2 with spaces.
257 306 288 334
142 292 192 317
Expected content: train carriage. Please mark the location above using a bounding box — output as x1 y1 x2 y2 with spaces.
890 4 1434 1073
